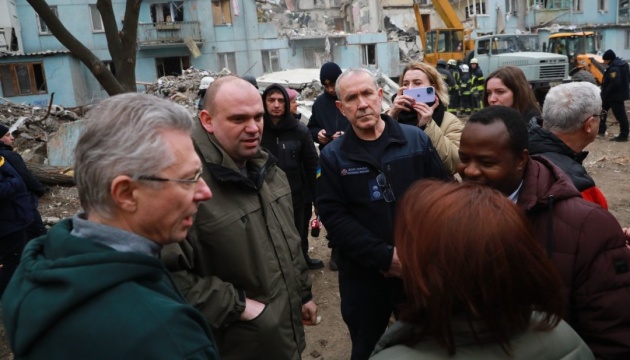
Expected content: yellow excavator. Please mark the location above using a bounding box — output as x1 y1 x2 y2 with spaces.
546 32 605 84
413 0 473 64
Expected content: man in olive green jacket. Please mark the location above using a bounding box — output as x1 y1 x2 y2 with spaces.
163 76 316 360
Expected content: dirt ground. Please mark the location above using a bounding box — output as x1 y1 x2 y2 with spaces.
0 115 629 360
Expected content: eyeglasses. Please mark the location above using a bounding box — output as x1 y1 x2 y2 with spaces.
376 172 396 203
592 110 607 121
138 169 203 185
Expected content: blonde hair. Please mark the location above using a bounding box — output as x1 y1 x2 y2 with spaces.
400 62 450 106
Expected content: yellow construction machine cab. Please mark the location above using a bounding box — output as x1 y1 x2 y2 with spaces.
547 32 604 84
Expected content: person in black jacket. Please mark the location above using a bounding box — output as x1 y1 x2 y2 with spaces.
307 62 350 150
317 68 449 360
599 49 629 141
0 125 47 239
261 84 323 269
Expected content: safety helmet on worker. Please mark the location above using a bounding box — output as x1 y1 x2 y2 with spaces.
447 59 457 66
461 64 470 73
470 58 478 64
199 76 214 90
437 59 447 67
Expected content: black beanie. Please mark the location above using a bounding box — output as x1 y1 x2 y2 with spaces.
242 75 258 89
603 49 616 61
0 124 9 138
320 62 342 85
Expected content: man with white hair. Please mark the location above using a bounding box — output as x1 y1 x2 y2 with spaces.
529 81 608 209
1 93 218 359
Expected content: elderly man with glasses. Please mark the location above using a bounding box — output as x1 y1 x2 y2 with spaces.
1 93 219 359
529 81 609 209
316 68 448 360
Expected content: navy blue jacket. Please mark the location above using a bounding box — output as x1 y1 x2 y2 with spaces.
317 115 448 272
0 157 33 237
306 92 350 149
601 57 630 102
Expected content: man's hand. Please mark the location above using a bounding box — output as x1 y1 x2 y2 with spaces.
317 129 332 145
301 300 318 325
382 247 402 278
240 298 266 321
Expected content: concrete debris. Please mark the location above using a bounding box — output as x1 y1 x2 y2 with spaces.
143 67 232 114
0 98 80 157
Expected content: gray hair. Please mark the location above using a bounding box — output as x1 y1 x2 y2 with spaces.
542 82 601 133
335 68 380 100
74 93 195 217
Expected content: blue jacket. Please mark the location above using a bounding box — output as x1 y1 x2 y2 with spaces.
317 115 448 272
0 157 32 237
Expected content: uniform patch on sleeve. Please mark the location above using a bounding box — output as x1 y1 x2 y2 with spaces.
610 71 617 78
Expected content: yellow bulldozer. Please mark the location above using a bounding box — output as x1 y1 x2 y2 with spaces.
546 32 605 85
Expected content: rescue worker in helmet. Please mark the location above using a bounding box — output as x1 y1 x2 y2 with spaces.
436 60 456 112
469 58 484 113
459 64 473 115
447 59 461 115
197 76 214 110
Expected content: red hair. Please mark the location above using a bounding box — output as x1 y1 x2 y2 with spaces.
395 180 563 355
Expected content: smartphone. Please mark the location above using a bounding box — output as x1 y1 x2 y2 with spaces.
403 86 436 103
324 132 334 138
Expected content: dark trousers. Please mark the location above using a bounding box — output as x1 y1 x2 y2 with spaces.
292 197 309 262
601 101 629 137
27 208 47 240
0 229 27 296
448 90 459 111
338 255 404 360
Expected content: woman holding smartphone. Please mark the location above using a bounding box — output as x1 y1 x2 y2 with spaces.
387 62 464 174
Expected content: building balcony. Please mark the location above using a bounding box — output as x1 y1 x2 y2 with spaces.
137 21 203 50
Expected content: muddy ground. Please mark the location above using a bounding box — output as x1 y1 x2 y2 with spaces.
1 116 630 360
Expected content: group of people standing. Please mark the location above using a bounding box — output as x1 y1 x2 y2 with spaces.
1 52 630 360
437 58 485 115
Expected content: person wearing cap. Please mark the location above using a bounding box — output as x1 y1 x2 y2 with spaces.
242 74 259 89
0 125 47 241
260 84 323 270
307 61 350 271
307 62 350 151
599 49 629 141
435 60 456 106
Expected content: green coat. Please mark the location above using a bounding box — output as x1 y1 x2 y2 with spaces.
2 219 219 360
371 316 594 360
163 127 312 360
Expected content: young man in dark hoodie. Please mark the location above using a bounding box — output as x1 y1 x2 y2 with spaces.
261 84 323 269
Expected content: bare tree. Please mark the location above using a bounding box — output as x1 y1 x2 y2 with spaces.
26 0 142 95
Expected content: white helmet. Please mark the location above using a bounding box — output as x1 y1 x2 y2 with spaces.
447 59 457 66
199 76 214 90
461 64 470 73
470 58 478 64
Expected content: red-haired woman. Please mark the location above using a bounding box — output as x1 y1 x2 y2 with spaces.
371 180 594 359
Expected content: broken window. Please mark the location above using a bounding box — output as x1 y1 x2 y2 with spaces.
465 1 487 18
599 0 608 11
621 0 630 22
90 5 104 32
212 0 232 25
150 2 184 23
505 0 517 15
0 63 48 97
361 44 376 66
37 6 58 35
155 56 190 77
217 52 237 73
262 50 281 73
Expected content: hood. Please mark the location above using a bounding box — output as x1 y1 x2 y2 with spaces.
518 155 581 211
2 219 166 356
528 126 588 164
262 83 297 128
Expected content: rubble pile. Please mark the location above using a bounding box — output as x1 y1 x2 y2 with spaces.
0 99 80 160
144 67 233 114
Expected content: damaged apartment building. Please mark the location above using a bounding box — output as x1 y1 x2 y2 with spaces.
0 0 433 108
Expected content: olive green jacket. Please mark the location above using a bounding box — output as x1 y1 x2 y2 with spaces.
162 127 312 360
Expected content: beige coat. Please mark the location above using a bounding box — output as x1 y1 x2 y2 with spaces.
423 112 463 174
